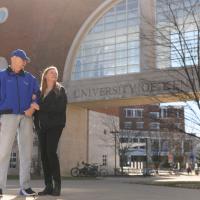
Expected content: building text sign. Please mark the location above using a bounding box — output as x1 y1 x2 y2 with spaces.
67 78 186 103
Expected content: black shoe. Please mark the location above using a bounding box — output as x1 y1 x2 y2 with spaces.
38 185 53 196
19 188 37 196
51 183 61 196
0 188 2 197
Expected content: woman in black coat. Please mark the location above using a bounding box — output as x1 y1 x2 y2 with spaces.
34 66 67 196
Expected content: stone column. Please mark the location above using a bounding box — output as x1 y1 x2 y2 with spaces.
59 104 89 176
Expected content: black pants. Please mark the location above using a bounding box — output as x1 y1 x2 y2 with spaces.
38 126 63 187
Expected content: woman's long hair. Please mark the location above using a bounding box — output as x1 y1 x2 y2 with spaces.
40 66 61 96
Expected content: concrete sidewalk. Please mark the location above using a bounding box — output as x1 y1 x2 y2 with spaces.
2 175 200 200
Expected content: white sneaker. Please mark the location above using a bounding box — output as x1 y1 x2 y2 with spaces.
19 188 37 196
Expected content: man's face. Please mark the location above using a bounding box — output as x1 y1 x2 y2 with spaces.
11 56 27 72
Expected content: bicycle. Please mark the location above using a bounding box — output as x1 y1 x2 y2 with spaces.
71 161 98 177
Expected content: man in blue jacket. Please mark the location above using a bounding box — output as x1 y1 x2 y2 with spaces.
0 49 40 196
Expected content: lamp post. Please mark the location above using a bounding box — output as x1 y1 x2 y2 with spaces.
111 131 118 176
144 137 149 176
114 131 117 175
146 137 148 170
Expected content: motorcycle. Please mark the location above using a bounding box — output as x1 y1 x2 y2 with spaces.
71 161 98 177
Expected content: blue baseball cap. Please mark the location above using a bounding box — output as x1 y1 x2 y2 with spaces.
10 49 31 62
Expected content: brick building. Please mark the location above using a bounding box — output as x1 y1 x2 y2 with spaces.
119 105 199 169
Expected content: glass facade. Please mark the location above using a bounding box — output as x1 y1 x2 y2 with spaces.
72 0 140 80
156 0 200 69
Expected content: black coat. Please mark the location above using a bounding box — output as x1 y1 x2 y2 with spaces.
34 86 67 130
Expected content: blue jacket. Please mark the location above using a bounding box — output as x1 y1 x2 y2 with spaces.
0 67 40 114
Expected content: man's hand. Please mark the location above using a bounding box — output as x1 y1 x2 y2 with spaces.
24 107 35 117
31 102 40 110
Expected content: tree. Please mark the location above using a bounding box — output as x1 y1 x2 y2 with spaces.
142 0 200 134
147 104 194 170
195 148 200 167
100 112 133 175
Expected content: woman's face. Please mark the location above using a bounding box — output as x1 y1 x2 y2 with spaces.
45 68 58 83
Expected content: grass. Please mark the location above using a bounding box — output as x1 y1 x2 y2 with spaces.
62 176 98 180
134 181 200 189
7 175 19 180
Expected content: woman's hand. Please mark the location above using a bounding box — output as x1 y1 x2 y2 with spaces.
32 94 37 100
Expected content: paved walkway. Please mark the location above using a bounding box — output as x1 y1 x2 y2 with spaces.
1 175 200 200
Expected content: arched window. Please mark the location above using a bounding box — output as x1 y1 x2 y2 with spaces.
72 0 140 80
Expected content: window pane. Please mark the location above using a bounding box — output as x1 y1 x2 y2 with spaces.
128 65 140 73
116 66 127 74
116 50 127 59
